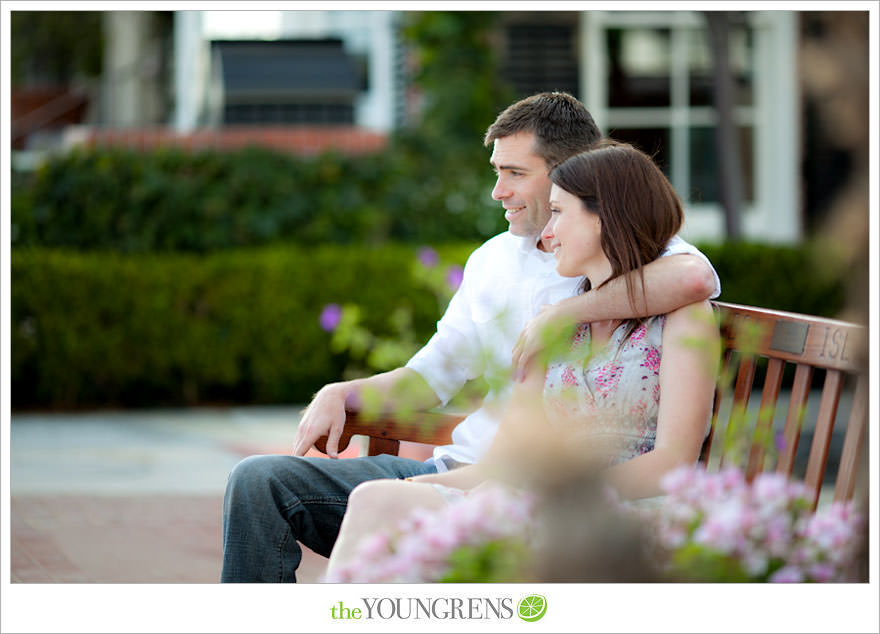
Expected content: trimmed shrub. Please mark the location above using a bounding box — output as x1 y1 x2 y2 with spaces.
11 241 851 410
11 144 505 252
702 241 849 318
11 244 474 409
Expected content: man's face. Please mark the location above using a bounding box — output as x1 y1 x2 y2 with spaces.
489 132 552 241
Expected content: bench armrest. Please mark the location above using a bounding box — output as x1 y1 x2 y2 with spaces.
315 409 464 457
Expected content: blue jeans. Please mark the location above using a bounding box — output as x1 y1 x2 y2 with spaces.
220 453 437 582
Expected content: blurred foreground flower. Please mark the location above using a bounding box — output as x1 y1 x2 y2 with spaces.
319 303 342 332
445 265 464 291
621 465 866 582
417 246 439 268
324 247 472 380
324 464 865 584
323 485 534 583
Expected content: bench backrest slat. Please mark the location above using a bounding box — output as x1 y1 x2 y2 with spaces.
710 302 866 506
835 375 868 501
745 357 785 478
774 363 814 478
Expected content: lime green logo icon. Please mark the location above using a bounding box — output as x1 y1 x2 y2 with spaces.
517 594 547 622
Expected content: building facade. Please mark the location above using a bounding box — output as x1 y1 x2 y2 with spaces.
172 9 800 244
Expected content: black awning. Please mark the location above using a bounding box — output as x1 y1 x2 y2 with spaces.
212 39 361 103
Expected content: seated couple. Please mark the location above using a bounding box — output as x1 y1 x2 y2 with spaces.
221 92 720 583
328 141 720 578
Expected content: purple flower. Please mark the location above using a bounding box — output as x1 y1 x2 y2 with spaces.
445 265 464 291
417 246 439 268
319 303 342 332
775 430 787 452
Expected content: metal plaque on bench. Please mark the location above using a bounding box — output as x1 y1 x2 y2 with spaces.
769 319 809 355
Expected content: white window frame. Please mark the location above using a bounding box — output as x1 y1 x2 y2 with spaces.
579 10 799 243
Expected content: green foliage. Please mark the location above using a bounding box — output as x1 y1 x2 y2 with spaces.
700 240 849 317
11 244 471 409
666 542 758 582
11 241 849 410
440 538 532 583
11 11 104 84
399 12 515 158
11 143 851 323
328 250 461 374
11 145 506 252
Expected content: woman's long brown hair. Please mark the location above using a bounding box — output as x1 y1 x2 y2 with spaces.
549 140 684 341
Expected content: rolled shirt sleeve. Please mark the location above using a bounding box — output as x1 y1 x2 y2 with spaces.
663 235 722 298
405 250 488 404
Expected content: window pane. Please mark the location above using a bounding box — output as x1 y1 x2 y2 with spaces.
689 126 754 203
688 26 754 107
607 28 671 107
503 23 579 98
607 127 671 176
224 102 354 124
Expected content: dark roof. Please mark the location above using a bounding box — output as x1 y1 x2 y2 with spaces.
211 39 361 102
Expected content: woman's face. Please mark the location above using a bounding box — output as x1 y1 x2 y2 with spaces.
542 184 610 283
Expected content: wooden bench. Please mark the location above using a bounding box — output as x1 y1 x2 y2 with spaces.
317 301 867 508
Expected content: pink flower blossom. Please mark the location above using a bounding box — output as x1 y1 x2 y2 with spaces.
659 465 698 495
322 484 534 583
329 465 865 584
769 565 804 583
806 562 835 583
644 465 865 582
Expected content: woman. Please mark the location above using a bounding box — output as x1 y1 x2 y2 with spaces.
325 141 720 576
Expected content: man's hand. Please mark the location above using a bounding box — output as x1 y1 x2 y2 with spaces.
293 383 349 458
292 368 441 458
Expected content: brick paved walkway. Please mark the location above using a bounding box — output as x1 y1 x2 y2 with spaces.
8 407 361 584
11 494 330 583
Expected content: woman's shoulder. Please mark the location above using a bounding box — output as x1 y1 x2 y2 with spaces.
661 300 720 347
663 300 716 326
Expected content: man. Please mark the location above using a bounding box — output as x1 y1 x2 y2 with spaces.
221 92 719 582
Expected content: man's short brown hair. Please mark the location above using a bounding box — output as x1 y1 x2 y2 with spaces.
484 92 602 169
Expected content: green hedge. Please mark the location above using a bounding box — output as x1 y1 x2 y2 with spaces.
703 240 849 318
11 241 850 410
11 244 474 409
11 144 505 252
